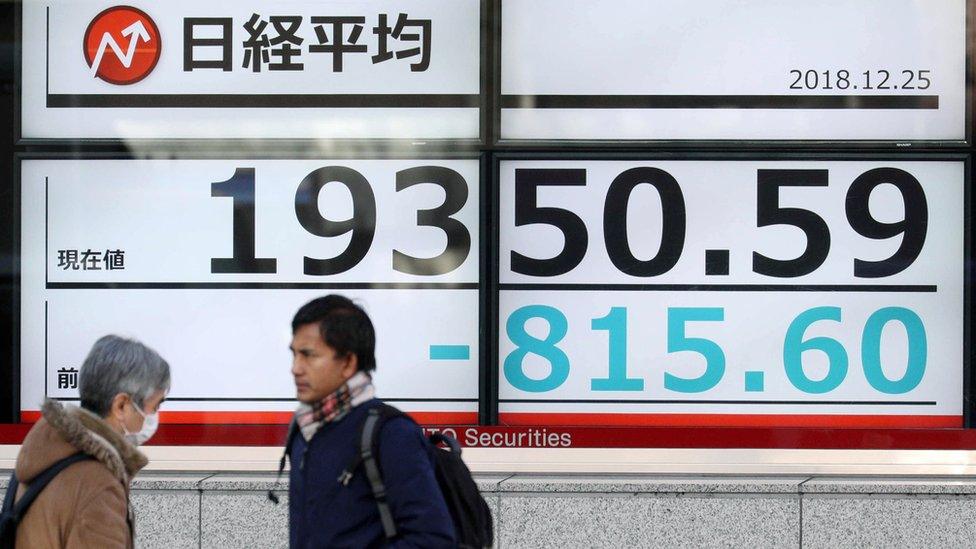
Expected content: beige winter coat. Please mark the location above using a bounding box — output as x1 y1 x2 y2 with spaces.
12 399 148 548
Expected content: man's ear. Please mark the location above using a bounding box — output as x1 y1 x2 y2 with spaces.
341 354 358 380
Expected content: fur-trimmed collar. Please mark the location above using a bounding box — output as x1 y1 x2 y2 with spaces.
40 399 148 483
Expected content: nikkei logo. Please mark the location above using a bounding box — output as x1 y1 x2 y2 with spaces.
83 6 161 85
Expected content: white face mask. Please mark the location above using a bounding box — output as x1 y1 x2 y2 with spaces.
124 399 159 446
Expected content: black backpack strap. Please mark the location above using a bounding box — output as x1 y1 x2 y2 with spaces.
268 417 299 505
1 471 17 514
0 470 19 548
0 473 18 549
7 453 92 522
338 404 406 485
337 404 407 540
428 432 462 455
361 409 396 539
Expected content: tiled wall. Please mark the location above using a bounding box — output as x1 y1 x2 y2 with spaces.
4 473 976 548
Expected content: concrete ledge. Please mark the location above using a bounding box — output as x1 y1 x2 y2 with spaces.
6 446 976 475
5 472 976 547
801 476 976 494
131 472 213 490
495 474 809 493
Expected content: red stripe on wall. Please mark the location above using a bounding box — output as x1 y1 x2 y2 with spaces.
5 422 976 448
5 412 970 448
19 410 478 425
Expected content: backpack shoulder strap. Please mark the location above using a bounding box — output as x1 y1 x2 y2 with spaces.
338 404 406 484
7 453 92 522
283 416 299 453
267 417 299 505
1 471 17 515
0 470 20 548
337 403 407 540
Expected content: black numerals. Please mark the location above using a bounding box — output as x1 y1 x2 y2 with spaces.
508 166 930 280
212 166 472 277
790 69 932 91
789 70 801 89
751 168 930 278
604 167 686 277
295 166 377 276
753 170 831 277
511 169 588 277
876 69 891 89
846 168 927 278
393 166 471 275
916 70 931 89
210 168 278 274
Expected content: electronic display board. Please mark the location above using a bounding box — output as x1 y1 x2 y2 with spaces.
500 0 967 142
7 1 976 448
19 159 481 423
498 158 965 427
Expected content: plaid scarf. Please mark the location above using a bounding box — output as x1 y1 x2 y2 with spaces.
295 371 375 442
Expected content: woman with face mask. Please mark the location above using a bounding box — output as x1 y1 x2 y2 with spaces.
10 335 170 548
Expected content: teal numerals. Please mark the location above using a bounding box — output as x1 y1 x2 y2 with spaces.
665 308 725 393
504 305 571 392
783 306 848 394
591 307 643 391
504 304 927 397
861 307 926 394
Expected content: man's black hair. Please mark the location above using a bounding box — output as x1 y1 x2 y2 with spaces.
292 294 376 372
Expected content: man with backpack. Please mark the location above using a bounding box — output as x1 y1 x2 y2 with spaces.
285 295 456 548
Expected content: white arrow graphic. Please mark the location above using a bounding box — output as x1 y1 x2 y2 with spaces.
89 20 152 79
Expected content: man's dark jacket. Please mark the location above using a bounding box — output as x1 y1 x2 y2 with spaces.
288 398 456 548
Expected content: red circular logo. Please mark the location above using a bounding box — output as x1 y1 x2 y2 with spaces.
83 6 161 85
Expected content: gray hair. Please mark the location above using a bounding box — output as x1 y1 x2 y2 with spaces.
78 335 171 417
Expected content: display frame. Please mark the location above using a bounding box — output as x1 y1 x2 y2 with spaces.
491 0 976 149
490 151 974 433
9 148 492 426
13 0 494 150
